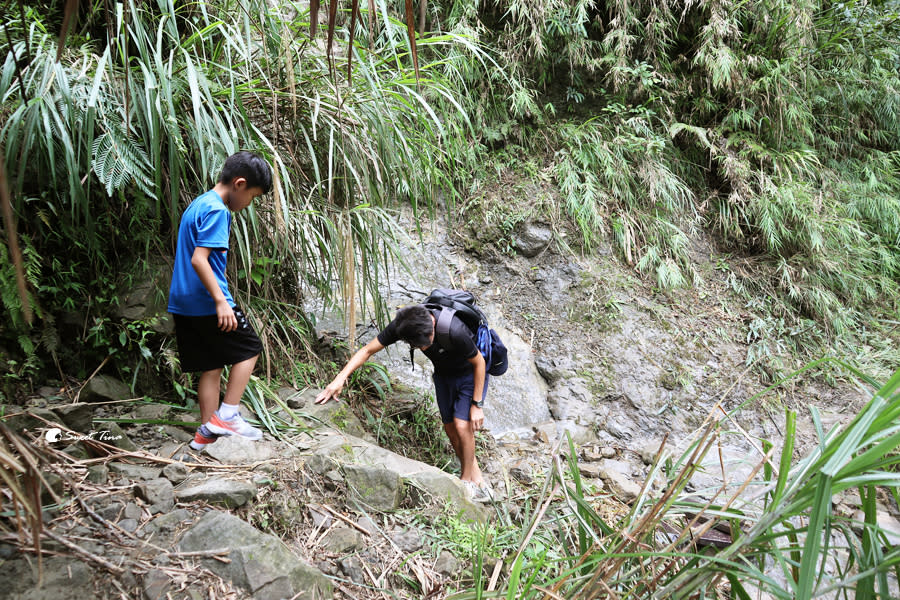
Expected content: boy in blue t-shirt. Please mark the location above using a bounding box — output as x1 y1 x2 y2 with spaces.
168 151 273 451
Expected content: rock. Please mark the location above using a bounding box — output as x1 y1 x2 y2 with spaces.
306 430 487 521
508 459 533 484
40 471 65 504
308 504 333 529
102 422 139 451
162 462 189 484
323 469 343 489
176 479 257 508
97 502 124 521
62 443 89 459
3 406 60 433
116 265 173 334
133 404 170 420
598 459 643 503
278 387 307 409
296 389 372 440
390 529 424 553
119 518 139 533
534 355 577 384
320 527 364 554
639 440 665 465
86 464 109 484
146 509 192 534
161 426 193 444
577 463 603 479
206 434 275 464
2 557 94 599
546 379 593 421
532 421 558 444
557 420 596 446
53 404 94 433
343 464 402 511
852 510 900 546
514 222 553 257
601 447 617 459
356 515 378 535
142 568 171 600
124 502 143 520
178 510 332 599
136 479 175 513
339 556 366 584
405 471 488 523
38 386 64 399
109 463 162 481
79 375 131 403
435 550 460 577
306 453 339 475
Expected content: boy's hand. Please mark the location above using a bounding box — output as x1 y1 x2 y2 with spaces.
315 379 344 404
216 299 238 332
470 405 484 432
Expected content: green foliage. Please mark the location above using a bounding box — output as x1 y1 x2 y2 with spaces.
449 364 900 599
440 0 900 376
0 0 499 389
363 390 457 472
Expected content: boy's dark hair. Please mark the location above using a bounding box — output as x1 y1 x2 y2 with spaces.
219 151 273 194
395 305 434 347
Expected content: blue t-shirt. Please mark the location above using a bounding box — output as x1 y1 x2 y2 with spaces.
167 190 235 316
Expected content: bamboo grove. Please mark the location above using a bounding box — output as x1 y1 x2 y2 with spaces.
1 0 899 401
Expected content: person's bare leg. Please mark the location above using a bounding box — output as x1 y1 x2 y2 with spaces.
454 418 482 484
444 422 463 472
197 368 223 424
221 355 258 407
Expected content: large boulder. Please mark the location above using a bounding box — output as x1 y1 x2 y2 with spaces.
116 263 173 334
514 222 553 257
343 464 403 511
79 375 131 403
206 434 276 464
178 510 332 599
304 429 488 522
284 388 373 441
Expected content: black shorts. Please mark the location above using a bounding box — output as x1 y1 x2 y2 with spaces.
173 307 263 372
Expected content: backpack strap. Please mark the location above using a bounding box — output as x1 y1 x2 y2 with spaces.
411 306 456 370
435 306 457 350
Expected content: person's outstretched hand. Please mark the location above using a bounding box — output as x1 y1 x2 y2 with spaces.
315 380 343 404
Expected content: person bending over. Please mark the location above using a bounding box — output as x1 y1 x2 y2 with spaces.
315 305 492 501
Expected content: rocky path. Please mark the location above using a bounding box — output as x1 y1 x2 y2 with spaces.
4 375 898 599
0 384 655 600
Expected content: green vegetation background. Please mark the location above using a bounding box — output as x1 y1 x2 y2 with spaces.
1 0 898 396
2 2 900 598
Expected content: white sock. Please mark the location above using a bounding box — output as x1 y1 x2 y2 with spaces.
217 403 240 420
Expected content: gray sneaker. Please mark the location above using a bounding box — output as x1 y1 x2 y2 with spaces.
464 480 492 503
206 412 263 441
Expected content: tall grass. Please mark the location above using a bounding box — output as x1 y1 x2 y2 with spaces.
0 0 494 381
442 0 900 377
451 363 900 599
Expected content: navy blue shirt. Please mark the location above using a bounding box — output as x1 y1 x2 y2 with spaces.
377 308 478 375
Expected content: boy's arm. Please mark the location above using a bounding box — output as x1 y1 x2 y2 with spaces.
315 338 385 404
467 351 486 431
190 246 237 332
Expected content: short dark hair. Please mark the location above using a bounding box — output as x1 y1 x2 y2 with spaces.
394 305 433 347
219 151 273 194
